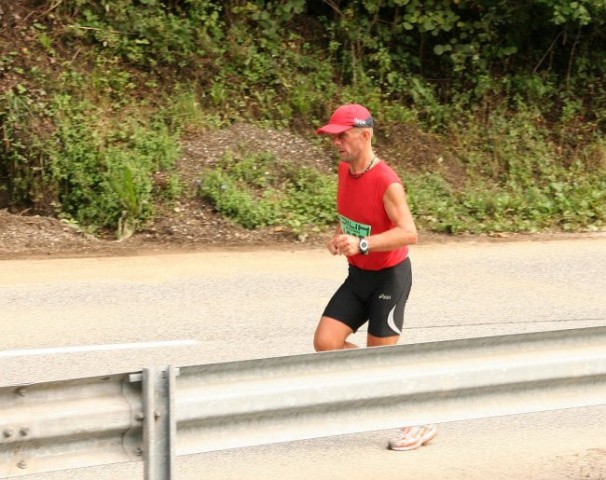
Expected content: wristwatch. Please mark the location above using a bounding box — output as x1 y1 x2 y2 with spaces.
358 237 370 255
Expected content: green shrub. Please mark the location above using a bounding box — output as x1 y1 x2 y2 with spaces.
49 96 180 236
2 0 605 240
198 151 336 236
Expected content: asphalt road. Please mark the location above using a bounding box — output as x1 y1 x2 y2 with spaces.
1 235 606 479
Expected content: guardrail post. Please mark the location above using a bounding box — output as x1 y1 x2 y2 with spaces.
142 366 177 480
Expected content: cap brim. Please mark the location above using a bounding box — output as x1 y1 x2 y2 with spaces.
316 124 352 135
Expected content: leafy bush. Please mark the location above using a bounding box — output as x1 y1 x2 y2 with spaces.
198 151 336 235
2 0 605 238
49 96 180 237
404 110 606 234
58 0 224 69
0 84 180 237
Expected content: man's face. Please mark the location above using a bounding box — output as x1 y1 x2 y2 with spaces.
331 128 366 163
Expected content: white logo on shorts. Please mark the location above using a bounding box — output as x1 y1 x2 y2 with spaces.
387 305 401 335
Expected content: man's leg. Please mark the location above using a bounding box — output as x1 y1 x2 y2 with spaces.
314 316 357 351
367 334 399 347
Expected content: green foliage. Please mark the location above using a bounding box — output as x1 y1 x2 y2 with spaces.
198 151 336 235
405 173 462 234
0 86 54 209
537 0 604 25
407 167 606 235
0 83 180 237
2 0 605 238
405 109 606 234
58 0 224 68
48 96 180 237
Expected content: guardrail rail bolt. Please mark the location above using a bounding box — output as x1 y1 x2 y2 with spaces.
17 460 27 469
20 427 29 437
3 428 13 439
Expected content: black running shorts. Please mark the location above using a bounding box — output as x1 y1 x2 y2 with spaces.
322 257 412 338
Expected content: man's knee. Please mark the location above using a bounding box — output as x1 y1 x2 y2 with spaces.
314 329 351 351
314 316 354 351
313 333 338 352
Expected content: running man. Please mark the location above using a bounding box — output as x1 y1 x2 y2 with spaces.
314 103 437 451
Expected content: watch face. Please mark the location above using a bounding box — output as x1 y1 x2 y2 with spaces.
360 239 369 253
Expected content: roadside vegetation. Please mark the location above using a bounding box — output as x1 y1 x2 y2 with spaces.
1 0 605 239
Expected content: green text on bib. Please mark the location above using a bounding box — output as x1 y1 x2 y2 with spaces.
340 215 371 237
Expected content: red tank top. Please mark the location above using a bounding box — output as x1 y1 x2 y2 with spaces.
337 160 408 271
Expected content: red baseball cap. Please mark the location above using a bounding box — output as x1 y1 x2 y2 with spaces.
316 104 374 135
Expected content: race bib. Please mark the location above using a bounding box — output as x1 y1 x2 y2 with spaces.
340 215 371 237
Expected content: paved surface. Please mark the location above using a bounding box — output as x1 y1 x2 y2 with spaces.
1 235 606 479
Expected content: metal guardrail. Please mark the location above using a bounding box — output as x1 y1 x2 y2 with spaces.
2 326 606 479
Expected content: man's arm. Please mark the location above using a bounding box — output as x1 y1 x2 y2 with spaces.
366 182 418 252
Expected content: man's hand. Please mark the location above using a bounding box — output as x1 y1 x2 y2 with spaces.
327 235 341 255
328 234 360 257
